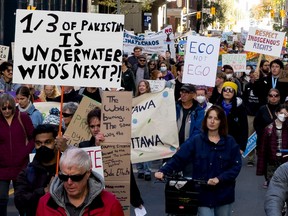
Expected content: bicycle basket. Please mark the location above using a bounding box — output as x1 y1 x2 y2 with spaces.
165 179 200 215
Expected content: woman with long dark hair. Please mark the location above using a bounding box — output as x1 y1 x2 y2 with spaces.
155 105 242 216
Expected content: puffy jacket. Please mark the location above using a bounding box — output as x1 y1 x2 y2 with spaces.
160 132 242 207
36 171 124 216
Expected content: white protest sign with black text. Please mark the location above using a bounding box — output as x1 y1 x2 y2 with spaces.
13 9 124 88
183 36 220 87
245 27 285 57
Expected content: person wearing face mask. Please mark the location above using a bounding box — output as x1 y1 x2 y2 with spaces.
14 124 63 216
159 61 174 81
222 65 242 96
256 104 288 187
196 86 212 113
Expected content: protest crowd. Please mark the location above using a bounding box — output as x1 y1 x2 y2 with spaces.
2 9 288 216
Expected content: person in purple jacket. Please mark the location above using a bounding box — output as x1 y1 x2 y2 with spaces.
0 93 34 216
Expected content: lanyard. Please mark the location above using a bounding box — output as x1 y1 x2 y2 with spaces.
272 77 277 88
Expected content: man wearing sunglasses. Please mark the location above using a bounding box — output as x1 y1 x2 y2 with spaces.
132 54 150 86
36 148 124 216
14 124 59 216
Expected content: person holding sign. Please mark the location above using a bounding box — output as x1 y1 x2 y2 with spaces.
36 147 124 216
155 105 242 216
215 81 248 152
14 124 59 216
0 93 34 216
0 61 21 93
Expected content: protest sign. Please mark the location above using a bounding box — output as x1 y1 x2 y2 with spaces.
244 27 285 57
101 91 132 216
222 54 247 72
242 132 257 158
123 25 175 56
64 96 101 146
29 146 104 177
182 35 220 87
13 9 124 88
101 91 133 143
131 87 178 163
0 45 9 62
147 80 166 92
102 143 130 181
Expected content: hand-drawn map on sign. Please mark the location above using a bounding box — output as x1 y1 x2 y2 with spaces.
13 10 124 88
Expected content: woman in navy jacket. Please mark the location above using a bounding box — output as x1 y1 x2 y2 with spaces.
155 105 242 216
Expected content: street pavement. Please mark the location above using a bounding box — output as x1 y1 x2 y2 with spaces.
8 158 267 216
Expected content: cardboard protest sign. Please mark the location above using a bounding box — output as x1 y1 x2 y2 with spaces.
100 91 132 216
244 27 285 57
13 9 124 88
105 181 130 215
102 143 130 181
123 25 175 56
29 146 104 177
0 45 9 62
64 96 101 146
222 54 247 72
100 91 133 143
182 35 220 87
131 87 178 163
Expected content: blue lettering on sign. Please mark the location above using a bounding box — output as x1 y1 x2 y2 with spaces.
189 41 215 54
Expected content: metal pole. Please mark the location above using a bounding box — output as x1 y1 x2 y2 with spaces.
200 0 204 33
117 0 120 14
186 0 189 29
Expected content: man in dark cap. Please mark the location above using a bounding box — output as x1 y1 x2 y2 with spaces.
175 84 205 176
176 84 205 145
132 54 150 86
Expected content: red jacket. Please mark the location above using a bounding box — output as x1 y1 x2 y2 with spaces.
36 190 124 216
0 110 34 180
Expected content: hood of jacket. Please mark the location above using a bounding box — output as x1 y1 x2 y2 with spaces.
49 170 105 209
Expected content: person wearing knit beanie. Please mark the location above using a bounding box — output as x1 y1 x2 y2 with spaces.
222 81 238 94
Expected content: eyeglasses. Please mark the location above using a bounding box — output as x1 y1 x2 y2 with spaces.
2 106 12 111
58 171 87 182
223 87 234 93
62 112 73 117
268 94 279 98
139 59 146 62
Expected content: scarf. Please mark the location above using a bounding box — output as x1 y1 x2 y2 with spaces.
18 101 32 113
222 100 232 116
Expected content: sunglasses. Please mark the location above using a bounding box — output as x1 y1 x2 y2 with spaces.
223 87 234 93
139 59 146 62
58 171 87 182
268 94 279 98
62 112 73 117
2 106 12 111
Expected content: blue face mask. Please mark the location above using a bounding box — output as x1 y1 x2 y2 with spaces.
160 66 167 72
